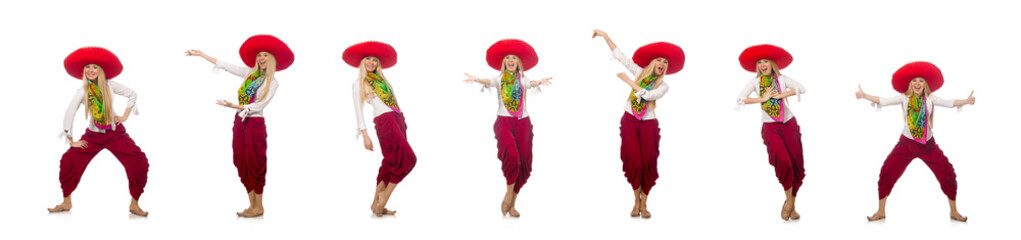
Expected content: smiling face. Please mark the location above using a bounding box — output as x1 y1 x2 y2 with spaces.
83 64 102 81
503 55 521 72
756 59 774 76
363 56 380 72
256 52 273 70
910 77 927 96
650 57 669 76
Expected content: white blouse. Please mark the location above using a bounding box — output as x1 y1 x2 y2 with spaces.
61 81 138 142
736 75 806 123
352 77 397 133
214 60 280 119
877 94 956 141
612 47 670 121
481 73 541 118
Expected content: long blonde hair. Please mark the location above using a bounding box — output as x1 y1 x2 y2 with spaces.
358 57 391 104
635 58 665 110
904 77 934 126
246 53 276 103
81 65 115 128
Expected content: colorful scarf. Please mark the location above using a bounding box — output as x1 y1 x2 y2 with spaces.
501 70 525 119
907 95 928 144
86 80 111 129
628 74 657 120
238 68 265 106
367 72 400 113
759 75 785 122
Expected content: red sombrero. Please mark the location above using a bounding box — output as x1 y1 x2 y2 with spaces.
239 34 294 71
632 42 685 75
892 61 943 93
738 44 792 72
486 39 538 71
343 41 397 69
64 47 123 80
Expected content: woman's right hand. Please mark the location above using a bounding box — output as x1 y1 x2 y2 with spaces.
855 84 866 99
463 73 479 84
184 49 205 57
70 140 88 150
592 29 608 39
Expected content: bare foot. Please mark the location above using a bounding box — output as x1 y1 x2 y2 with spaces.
47 202 72 213
640 206 651 219
502 201 511 216
237 207 263 218
780 200 793 221
867 211 885 221
790 209 801 220
381 208 396 215
508 207 520 218
630 204 640 217
372 203 385 217
129 205 149 217
950 212 968 222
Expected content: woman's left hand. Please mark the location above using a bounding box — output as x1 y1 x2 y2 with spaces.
116 114 129 124
965 91 976 105
216 99 237 109
536 77 553 86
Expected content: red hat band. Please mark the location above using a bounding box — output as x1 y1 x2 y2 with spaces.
343 41 398 69
486 39 538 71
632 42 685 75
738 44 792 73
239 34 295 71
892 61 944 93
64 47 123 80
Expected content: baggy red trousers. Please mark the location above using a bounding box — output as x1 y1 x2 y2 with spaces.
59 124 149 200
494 116 533 193
619 112 660 195
761 117 805 196
233 114 267 194
877 136 958 200
374 112 417 184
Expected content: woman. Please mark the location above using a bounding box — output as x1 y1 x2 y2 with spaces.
593 30 684 218
855 61 973 222
48 47 149 217
185 34 293 217
463 39 552 217
347 41 417 217
735 44 807 221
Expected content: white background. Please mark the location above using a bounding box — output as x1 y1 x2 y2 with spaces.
1 0 1017 239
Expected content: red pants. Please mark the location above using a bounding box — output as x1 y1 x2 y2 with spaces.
374 112 416 184
494 116 533 193
761 117 805 196
619 112 660 195
877 136 958 200
59 124 149 200
233 115 267 194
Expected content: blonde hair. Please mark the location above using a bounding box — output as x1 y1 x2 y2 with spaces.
500 55 523 74
358 57 391 104
81 65 116 129
756 60 781 77
636 58 665 110
246 52 276 103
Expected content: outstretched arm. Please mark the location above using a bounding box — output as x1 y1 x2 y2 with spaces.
953 91 976 106
463 73 492 86
855 84 881 104
185 50 217 64
529 77 553 87
592 29 618 51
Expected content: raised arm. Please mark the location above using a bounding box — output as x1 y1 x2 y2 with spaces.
592 29 618 51
185 49 217 64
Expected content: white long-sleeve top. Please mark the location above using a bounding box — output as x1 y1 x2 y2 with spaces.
214 60 280 119
736 75 806 123
352 77 397 133
877 94 955 141
62 81 138 141
481 73 541 118
612 47 670 121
